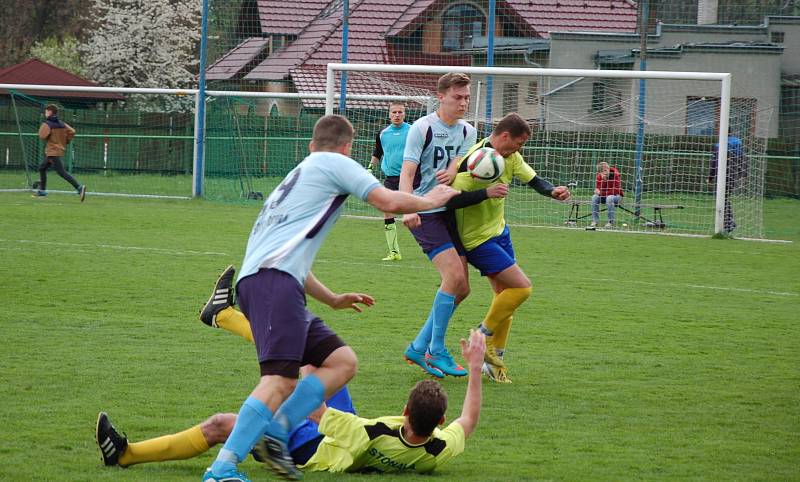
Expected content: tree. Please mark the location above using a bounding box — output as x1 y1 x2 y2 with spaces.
0 0 92 67
30 35 86 77
81 0 201 109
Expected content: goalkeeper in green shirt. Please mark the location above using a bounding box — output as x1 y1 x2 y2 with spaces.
452 113 571 384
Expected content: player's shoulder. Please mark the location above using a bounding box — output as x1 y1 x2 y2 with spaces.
410 113 436 129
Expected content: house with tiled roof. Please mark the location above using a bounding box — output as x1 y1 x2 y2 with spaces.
206 0 799 142
0 59 123 103
206 0 638 113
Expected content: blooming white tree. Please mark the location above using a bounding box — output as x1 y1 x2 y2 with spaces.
81 0 201 110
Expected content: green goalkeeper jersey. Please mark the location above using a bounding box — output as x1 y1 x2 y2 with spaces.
300 408 465 474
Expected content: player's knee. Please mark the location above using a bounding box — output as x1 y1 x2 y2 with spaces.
457 280 471 300
337 347 358 382
202 413 237 446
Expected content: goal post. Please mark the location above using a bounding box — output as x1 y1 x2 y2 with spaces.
325 63 766 238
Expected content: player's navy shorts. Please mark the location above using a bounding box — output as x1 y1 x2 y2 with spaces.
383 175 400 191
409 210 466 260
466 225 516 276
237 268 346 378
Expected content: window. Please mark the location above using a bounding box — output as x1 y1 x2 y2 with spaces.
686 97 717 136
779 86 799 138
525 81 538 105
771 31 785 43
442 4 485 51
590 81 622 117
502 83 519 113
686 97 756 136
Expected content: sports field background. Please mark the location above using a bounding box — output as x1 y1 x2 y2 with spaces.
1 191 798 481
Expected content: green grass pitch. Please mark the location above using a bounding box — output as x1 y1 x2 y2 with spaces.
1 191 798 481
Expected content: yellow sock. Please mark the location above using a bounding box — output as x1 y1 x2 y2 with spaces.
118 424 209 467
493 315 513 351
215 307 254 343
481 287 532 333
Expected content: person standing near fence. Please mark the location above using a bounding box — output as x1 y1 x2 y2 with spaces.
369 102 412 261
35 104 86 201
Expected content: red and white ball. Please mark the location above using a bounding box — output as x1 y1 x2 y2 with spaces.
466 147 505 183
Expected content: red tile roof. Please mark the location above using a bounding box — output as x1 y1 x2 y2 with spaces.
233 0 639 91
207 37 269 80
504 0 639 38
387 0 638 38
256 0 331 35
0 59 123 100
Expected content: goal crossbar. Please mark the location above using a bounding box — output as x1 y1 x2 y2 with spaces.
325 63 735 236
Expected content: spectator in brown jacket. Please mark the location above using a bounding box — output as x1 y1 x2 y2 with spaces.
35 104 85 201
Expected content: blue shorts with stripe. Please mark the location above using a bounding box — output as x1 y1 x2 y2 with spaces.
465 225 516 276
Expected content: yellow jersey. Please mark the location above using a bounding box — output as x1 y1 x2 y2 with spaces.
452 139 536 250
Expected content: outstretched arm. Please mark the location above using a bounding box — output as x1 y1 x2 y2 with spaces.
367 184 457 215
305 272 375 312
528 176 570 201
453 329 486 438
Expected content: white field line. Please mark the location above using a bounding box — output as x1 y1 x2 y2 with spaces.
3 238 794 298
342 215 793 244
1 239 228 257
596 277 798 298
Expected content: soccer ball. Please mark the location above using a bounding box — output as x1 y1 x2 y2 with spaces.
466 147 505 183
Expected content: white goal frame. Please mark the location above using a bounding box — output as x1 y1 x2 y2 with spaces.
324 63 735 237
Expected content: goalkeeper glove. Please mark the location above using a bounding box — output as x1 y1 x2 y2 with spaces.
366 164 374 174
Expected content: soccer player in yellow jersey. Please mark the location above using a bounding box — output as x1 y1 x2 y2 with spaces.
452 113 570 383
97 268 486 477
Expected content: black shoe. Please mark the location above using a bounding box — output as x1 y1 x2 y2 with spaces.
200 265 236 327
78 185 86 202
252 435 302 480
96 412 128 467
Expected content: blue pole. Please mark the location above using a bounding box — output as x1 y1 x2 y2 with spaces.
485 0 495 134
634 0 648 217
193 0 210 198
338 0 349 112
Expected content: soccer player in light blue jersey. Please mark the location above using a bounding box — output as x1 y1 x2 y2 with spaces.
202 115 459 482
400 73 483 378
370 102 412 261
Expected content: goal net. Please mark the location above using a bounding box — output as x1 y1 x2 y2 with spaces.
324 64 771 238
0 88 198 198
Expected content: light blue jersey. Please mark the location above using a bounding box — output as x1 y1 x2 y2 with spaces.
373 123 410 176
403 112 476 213
239 151 381 286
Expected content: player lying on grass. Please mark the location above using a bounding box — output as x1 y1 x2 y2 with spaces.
96 268 486 476
452 113 571 383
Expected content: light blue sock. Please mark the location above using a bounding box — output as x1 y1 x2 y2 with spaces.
266 374 326 442
428 290 456 355
211 396 273 475
411 310 434 353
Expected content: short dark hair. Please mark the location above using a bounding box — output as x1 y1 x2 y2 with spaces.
406 380 448 436
312 115 354 150
45 104 59 115
389 101 405 109
437 73 470 94
493 113 531 138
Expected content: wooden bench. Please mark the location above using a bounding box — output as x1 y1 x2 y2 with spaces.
565 199 684 228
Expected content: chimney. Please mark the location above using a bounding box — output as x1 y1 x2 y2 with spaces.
697 0 718 25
